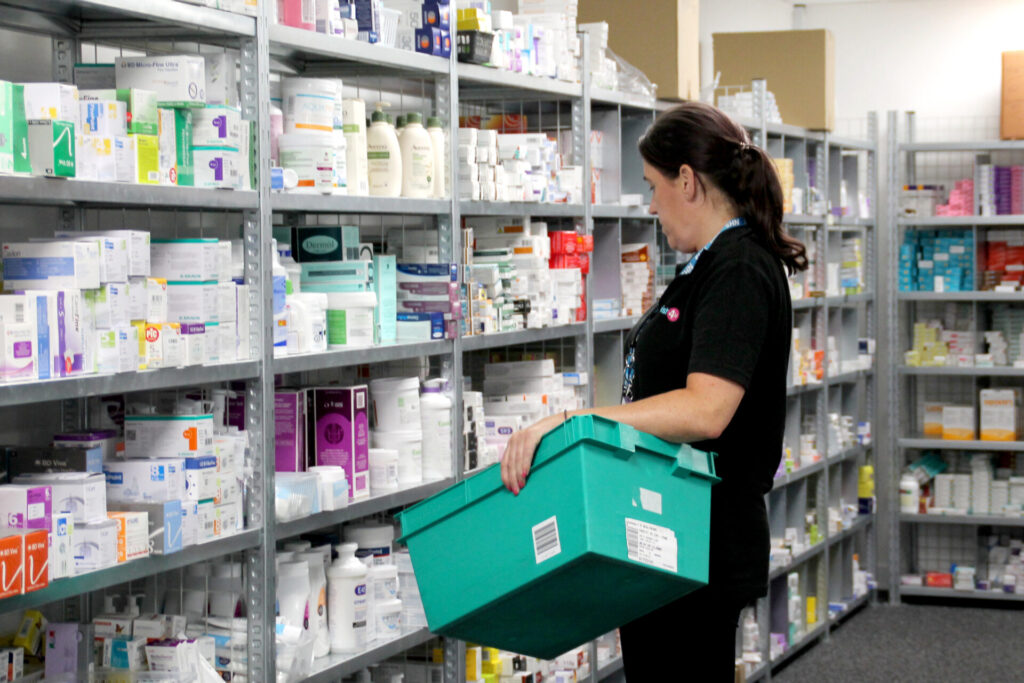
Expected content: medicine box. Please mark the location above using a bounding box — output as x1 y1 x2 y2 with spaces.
132 614 186 641
22 83 79 124
2 240 100 290
100 635 147 670
80 99 126 136
81 88 158 136
151 239 221 282
484 359 555 379
275 390 306 472
124 414 214 459
980 388 1021 441
0 533 23 598
300 260 373 289
0 646 23 681
115 56 206 108
57 230 150 278
305 386 370 500
192 105 242 148
95 326 139 374
0 484 51 531
44 623 83 678
942 405 976 441
158 107 194 186
374 254 397 344
107 511 149 562
166 281 219 324
53 429 120 461
115 501 182 555
73 518 118 573
85 283 130 329
27 119 76 178
197 498 216 543
0 321 36 383
12 473 106 524
11 446 103 477
397 312 446 341
103 458 185 504
0 82 30 175
21 529 48 594
49 513 73 582
291 225 362 262
180 323 206 366
183 456 218 501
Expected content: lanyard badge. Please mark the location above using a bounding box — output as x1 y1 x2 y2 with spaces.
678 216 746 276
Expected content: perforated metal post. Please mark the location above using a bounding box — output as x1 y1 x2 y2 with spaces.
886 110 901 602
752 78 768 150
574 33 593 406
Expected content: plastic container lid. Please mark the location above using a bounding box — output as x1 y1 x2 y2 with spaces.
406 112 423 125
372 429 423 444
395 114 407 128
426 116 442 128
282 77 338 95
283 540 312 552
371 109 387 123
279 560 309 579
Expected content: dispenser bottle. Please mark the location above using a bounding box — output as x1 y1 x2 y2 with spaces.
426 116 446 198
400 112 435 199
367 103 402 197
327 542 369 654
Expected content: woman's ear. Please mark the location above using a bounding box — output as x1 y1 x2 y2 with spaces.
676 164 698 202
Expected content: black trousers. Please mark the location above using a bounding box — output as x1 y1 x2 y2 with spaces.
620 585 750 682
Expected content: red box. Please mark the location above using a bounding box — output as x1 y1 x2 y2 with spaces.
925 571 953 588
0 533 24 598
581 235 594 253
578 254 590 275
23 530 48 593
550 231 578 255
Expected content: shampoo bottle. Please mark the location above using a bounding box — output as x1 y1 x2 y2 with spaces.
400 112 435 199
426 116 446 198
327 542 369 654
367 103 402 197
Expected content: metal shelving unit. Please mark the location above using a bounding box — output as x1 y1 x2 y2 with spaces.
901 513 1024 527
304 628 437 683
899 586 1024 602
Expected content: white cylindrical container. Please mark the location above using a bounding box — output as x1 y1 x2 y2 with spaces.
279 131 334 193
344 522 395 566
899 474 921 513
283 540 312 552
419 378 452 480
426 116 446 198
308 464 349 511
312 543 333 570
369 376 421 431
370 564 399 604
371 430 423 485
296 551 331 658
276 550 296 566
332 128 348 195
324 291 377 348
368 447 400 494
400 112 434 199
295 292 328 353
283 77 337 134
327 543 368 654
342 98 369 195
277 560 311 631
367 104 402 197
374 598 402 642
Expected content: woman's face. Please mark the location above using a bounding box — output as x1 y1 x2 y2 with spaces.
644 161 699 253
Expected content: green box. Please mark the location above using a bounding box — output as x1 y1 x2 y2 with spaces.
81 88 157 136
158 107 193 186
397 415 719 660
133 134 159 185
0 82 30 174
27 119 75 178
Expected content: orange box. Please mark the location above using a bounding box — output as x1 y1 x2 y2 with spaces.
1001 51 1024 140
107 511 149 563
22 530 48 594
0 533 24 598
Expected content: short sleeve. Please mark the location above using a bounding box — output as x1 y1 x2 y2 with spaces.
687 259 777 389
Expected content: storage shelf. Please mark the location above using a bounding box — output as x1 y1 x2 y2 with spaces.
593 316 639 334
899 438 1024 452
829 218 875 229
831 444 869 463
0 361 259 408
461 324 587 351
596 656 624 680
769 621 828 667
772 459 826 492
787 382 824 397
769 542 825 581
823 292 873 306
899 365 1024 377
275 341 453 374
271 194 450 215
591 88 657 110
269 24 448 74
734 115 825 142
0 529 259 615
592 204 654 219
0 176 258 209
460 201 585 217
901 513 1024 527
899 215 1024 227
276 479 453 540
792 297 822 310
457 63 582 98
827 368 873 385
828 135 877 152
829 515 872 544
0 0 255 37
783 214 826 225
897 291 1024 302
899 586 1024 602
305 628 436 682
829 591 873 625
901 141 1024 152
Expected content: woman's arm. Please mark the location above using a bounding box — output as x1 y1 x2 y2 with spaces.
500 372 745 494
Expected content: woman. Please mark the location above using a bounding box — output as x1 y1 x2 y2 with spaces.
500 101 807 679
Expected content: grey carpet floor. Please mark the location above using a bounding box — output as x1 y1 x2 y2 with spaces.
772 603 1024 682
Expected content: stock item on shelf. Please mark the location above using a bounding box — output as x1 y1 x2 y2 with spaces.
618 242 653 319
769 514 823 575
902 528 1024 596
898 229 974 293
900 165 1023 218
981 230 1024 291
903 448 1024 518
918 388 1024 442
3 55 255 189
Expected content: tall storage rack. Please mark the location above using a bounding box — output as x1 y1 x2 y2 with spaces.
0 3 877 680
888 111 1024 603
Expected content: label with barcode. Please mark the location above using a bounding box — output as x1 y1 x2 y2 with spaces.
532 516 561 564
625 518 678 573
14 303 23 323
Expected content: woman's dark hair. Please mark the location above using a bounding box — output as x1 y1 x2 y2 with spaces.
638 101 808 274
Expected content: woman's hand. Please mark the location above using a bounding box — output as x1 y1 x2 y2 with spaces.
500 413 565 495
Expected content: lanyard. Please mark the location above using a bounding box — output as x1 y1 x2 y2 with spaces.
678 217 746 276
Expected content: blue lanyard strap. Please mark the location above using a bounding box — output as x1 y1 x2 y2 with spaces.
678 217 746 276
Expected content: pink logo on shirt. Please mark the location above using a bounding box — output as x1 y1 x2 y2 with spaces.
666 307 680 322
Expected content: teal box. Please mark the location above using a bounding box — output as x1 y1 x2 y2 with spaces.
0 81 30 174
300 260 372 287
397 415 719 660
291 225 361 262
373 254 396 344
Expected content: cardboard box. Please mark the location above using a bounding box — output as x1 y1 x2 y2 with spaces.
27 119 76 178
114 56 206 108
107 511 149 562
73 519 118 573
943 405 976 441
80 88 158 136
578 0 699 101
48 513 73 581
115 501 182 555
713 29 835 131
305 386 370 500
1002 51 1024 140
0 533 23 598
981 388 1020 442
275 390 305 472
0 82 30 175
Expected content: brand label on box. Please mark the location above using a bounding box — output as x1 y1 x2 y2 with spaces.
625 518 677 574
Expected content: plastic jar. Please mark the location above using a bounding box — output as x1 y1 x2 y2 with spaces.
278 132 334 193
282 77 337 133
308 464 350 510
283 540 312 552
343 522 395 566
375 599 402 642
899 474 921 513
371 430 423 485
327 543 368 654
419 378 452 480
324 291 377 348
369 447 400 494
369 376 421 431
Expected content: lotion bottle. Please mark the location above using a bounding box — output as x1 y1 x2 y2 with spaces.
400 112 435 199
426 116 446 198
327 542 368 654
367 103 402 197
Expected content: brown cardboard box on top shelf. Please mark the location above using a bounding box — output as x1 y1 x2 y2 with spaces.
1001 51 1024 140
578 0 700 101
713 29 835 131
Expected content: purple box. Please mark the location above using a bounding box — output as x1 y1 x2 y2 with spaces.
306 386 369 500
0 484 51 531
274 390 305 473
45 623 82 677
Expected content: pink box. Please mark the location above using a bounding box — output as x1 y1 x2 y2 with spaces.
274 390 305 472
305 386 370 500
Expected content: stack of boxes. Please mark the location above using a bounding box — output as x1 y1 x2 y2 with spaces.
990 305 1024 365
982 230 1024 290
456 126 579 204
462 643 591 683
578 22 616 90
790 327 823 387
899 184 945 218
979 164 1024 216
620 243 653 318
548 229 591 322
935 179 974 216
414 1 453 57
898 230 973 292
773 158 795 214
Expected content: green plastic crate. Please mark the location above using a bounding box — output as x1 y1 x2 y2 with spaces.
396 415 719 659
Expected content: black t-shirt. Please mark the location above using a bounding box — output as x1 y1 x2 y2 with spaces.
623 225 791 599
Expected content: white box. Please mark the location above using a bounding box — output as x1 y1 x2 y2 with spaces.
184 456 218 502
165 281 218 324
981 388 1020 442
215 499 242 537
73 519 118 573
0 321 37 383
151 239 220 282
56 230 150 278
12 473 106 524
85 283 130 330
2 240 100 290
217 283 237 322
127 278 147 321
114 56 206 107
22 83 79 124
484 358 555 379
80 100 126 136
103 457 185 504
204 53 238 107
180 323 207 366
197 499 216 543
192 105 242 148
96 326 139 373
76 134 117 182
193 146 239 189
180 500 198 548
146 278 169 321
217 241 232 283
107 510 149 562
942 405 976 441
124 414 214 459
48 512 73 581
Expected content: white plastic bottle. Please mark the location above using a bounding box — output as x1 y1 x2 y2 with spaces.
294 292 328 353
394 114 407 144
419 378 452 479
367 103 401 197
332 128 348 195
899 473 921 513
277 560 311 631
327 542 368 654
342 98 369 195
426 116 446 198
400 112 435 199
297 551 331 658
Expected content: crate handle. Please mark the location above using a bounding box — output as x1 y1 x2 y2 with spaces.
610 422 637 459
671 448 720 482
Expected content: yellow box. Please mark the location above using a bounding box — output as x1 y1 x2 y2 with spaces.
923 402 945 437
980 388 1019 441
942 405 976 441
806 596 817 625
466 645 482 681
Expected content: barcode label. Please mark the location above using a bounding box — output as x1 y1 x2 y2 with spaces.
126 430 137 441
532 516 561 564
625 518 678 573
356 392 366 409
14 303 23 323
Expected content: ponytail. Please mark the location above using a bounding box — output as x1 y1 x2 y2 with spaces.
638 102 808 274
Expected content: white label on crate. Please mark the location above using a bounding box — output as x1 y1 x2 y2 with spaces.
626 518 677 573
532 515 561 564
639 488 663 515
